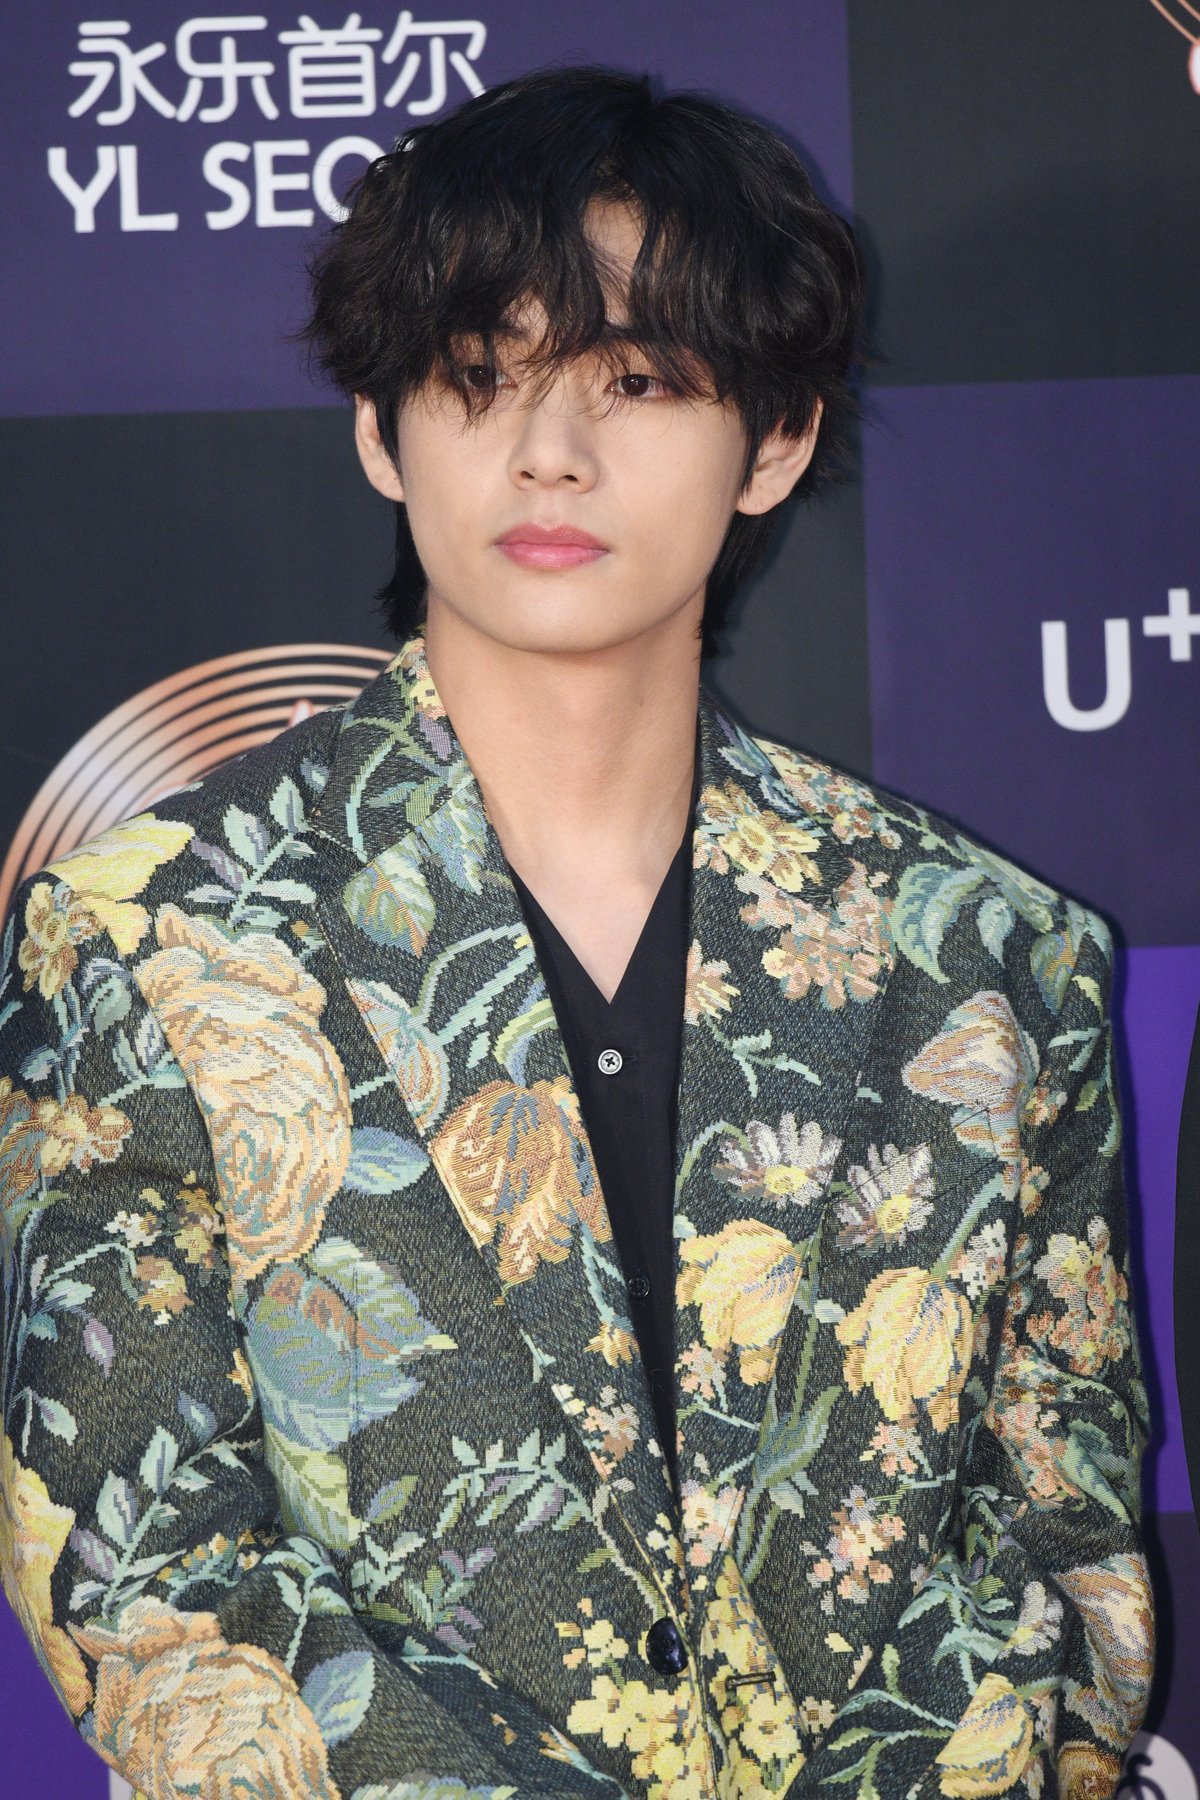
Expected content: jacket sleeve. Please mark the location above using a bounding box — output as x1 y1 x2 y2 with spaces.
920 909 1154 1798
0 876 628 1800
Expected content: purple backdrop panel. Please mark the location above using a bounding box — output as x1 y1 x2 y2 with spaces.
0 2 852 419
862 374 1200 948
0 1601 106 1800
1121 945 1200 1517
1141 1514 1200 1779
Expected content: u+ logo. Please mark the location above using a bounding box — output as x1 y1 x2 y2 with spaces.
1041 588 1198 730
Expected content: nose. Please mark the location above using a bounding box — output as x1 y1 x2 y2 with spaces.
506 370 600 492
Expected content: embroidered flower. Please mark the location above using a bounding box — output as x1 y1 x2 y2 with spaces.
70 1596 340 1798
433 1074 609 1285
1056 1743 1124 1799
702 780 823 892
903 991 1039 1165
0 1078 40 1219
106 1210 161 1249
716 1115 842 1209
34 1094 133 1176
766 747 903 850
17 881 100 999
837 1142 935 1252
135 907 351 1284
47 815 194 955
803 1485 906 1609
1057 1553 1155 1746
678 1220 802 1388
1026 1219 1131 1377
837 1268 973 1434
935 1673 1035 1798
679 1480 740 1570
683 941 739 1023
0 1434 92 1716
949 1220 1009 1301
585 1319 636 1366
580 1387 640 1478
678 1340 723 1401
860 1419 924 1478
760 864 891 1010
133 1256 191 1324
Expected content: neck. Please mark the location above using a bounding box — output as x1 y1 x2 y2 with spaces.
421 597 703 894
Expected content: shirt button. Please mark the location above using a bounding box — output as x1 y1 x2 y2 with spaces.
646 1617 688 1676
627 1272 651 1300
597 1047 624 1075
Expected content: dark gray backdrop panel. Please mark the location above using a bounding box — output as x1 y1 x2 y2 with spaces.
846 0 1200 385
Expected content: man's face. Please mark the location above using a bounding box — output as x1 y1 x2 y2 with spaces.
355 199 819 657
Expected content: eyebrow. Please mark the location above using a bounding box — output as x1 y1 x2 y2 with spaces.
487 318 664 351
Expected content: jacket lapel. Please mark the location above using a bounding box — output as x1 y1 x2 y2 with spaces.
311 634 895 1612
310 637 684 1593
672 699 895 1585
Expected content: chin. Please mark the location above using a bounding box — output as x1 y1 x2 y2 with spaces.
452 597 664 657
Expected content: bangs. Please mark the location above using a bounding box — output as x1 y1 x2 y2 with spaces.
416 183 736 421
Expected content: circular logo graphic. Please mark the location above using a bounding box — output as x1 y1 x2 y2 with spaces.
0 643 392 921
1119 1730 1199 1800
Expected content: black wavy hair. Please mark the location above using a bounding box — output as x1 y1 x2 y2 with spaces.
303 62 864 656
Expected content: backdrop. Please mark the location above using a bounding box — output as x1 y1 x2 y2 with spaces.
2 5 1198 1796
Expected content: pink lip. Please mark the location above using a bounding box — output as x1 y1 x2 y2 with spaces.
498 541 608 569
495 521 609 569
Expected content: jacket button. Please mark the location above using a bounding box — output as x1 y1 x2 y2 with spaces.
646 1617 688 1676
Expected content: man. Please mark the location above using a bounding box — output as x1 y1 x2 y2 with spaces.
0 64 1152 1800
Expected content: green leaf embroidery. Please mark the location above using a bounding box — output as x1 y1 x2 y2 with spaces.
344 851 436 954
301 1650 376 1747
891 863 986 982
264 1422 361 1552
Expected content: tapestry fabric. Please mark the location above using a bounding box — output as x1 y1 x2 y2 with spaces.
0 633 1153 1798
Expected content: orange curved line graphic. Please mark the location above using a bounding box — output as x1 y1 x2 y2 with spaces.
1148 0 1200 40
1 644 393 921
25 655 391 822
46 683 370 865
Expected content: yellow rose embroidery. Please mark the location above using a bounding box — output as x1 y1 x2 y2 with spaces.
935 1672 1035 1797
678 1219 802 1387
135 907 352 1284
837 1267 973 1433
48 815 194 955
70 1596 340 1798
432 1075 609 1285
0 1434 92 1716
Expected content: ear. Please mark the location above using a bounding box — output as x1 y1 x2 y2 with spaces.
734 399 824 517
354 395 405 502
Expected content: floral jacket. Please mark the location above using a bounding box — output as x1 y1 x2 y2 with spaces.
0 634 1152 1800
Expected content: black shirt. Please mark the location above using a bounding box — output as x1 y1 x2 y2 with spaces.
507 748 700 1497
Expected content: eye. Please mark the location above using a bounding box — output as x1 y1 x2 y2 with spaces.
610 371 668 400
461 362 502 392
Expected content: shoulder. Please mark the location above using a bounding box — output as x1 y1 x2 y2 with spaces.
3 704 344 967
746 726 1113 1010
